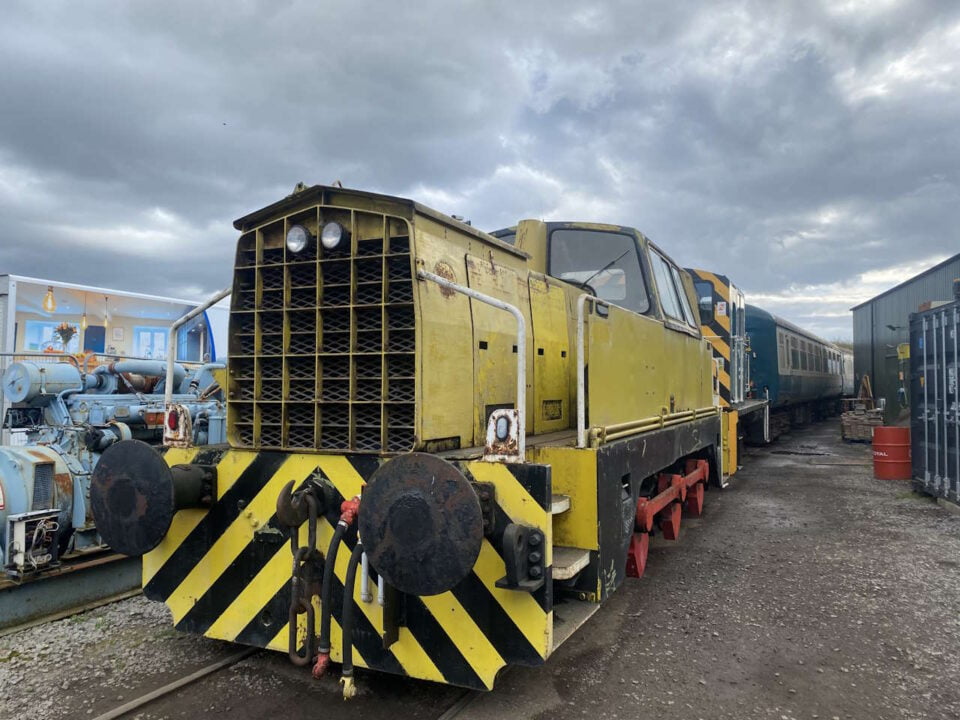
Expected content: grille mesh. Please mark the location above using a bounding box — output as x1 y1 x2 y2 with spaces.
32 463 54 510
228 207 416 452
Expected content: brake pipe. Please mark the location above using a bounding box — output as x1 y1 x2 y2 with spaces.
340 542 365 700
313 495 361 679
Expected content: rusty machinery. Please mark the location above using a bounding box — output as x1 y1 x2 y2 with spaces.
0 358 224 577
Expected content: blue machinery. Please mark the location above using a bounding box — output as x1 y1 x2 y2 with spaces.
0 356 225 581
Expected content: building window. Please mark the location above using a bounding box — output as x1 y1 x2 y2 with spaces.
133 326 168 359
23 320 80 353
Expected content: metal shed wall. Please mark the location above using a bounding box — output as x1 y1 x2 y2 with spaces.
852 255 960 422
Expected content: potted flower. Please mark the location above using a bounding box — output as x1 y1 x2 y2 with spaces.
55 321 78 349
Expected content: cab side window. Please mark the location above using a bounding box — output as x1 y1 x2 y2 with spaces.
649 249 697 329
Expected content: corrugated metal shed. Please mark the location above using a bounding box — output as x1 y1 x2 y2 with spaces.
852 253 960 422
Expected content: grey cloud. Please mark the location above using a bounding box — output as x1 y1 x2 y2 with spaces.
1 0 958 340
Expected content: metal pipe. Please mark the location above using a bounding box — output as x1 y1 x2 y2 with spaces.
112 360 186 383
317 522 347 655
377 574 385 607
360 551 372 603
417 269 527 459
339 542 365 699
603 416 700 443
601 407 717 436
577 294 610 448
164 287 230 411
764 388 770 444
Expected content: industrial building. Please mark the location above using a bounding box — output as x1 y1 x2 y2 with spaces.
852 253 960 422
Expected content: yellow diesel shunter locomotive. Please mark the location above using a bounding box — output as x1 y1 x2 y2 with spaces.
91 184 722 695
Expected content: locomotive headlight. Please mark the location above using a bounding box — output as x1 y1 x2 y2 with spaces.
285 224 312 254
321 221 349 250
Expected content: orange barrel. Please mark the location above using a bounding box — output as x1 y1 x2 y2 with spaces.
872 427 912 480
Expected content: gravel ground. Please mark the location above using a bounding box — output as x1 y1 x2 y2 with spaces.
0 594 227 719
2 419 959 720
464 420 960 720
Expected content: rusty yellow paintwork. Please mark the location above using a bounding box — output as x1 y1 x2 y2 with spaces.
530 445 599 551
723 408 738 474
585 304 713 429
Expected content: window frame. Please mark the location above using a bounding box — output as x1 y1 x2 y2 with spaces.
23 320 80 353
694 281 714 324
133 325 169 360
648 247 698 331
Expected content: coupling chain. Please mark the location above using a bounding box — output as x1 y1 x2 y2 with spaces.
288 492 320 666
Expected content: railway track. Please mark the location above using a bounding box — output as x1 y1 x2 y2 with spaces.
86 648 483 720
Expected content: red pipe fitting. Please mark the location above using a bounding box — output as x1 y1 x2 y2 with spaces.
339 495 361 526
312 652 331 679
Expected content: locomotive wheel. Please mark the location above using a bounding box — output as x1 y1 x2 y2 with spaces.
359 453 483 597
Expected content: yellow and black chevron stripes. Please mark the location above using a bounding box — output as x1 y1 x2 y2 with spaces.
142 448 554 690
689 269 733 406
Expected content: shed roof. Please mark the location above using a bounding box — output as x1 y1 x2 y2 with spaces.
850 252 960 311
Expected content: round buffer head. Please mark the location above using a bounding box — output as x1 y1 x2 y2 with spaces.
359 453 483 597
90 439 177 556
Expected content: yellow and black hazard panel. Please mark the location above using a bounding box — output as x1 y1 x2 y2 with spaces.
92 441 553 691
687 269 737 406
92 185 729 695
687 268 770 472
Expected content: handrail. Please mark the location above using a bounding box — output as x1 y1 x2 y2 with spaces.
577 294 610 448
417 269 527 459
165 287 231 409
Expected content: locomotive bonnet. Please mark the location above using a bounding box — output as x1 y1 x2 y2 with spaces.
92 184 722 695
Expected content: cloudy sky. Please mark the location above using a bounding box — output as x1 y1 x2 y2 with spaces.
2 0 958 339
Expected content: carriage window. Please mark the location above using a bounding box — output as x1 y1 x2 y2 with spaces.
778 333 786 370
549 229 649 313
790 336 799 369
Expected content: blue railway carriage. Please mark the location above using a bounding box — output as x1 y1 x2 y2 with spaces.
746 304 844 424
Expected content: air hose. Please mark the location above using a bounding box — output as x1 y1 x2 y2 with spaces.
340 541 365 699
316 522 346 657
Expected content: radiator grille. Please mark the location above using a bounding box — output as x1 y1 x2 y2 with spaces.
228 207 416 453
32 463 54 510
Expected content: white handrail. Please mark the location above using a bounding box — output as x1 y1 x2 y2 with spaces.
165 287 231 409
417 269 527 459
577 293 609 448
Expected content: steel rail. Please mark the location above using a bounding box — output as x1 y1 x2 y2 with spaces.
90 647 258 720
